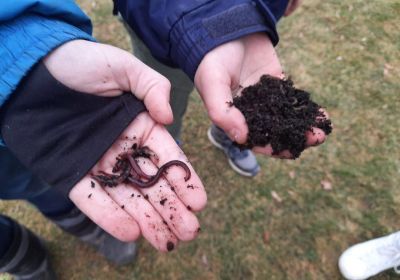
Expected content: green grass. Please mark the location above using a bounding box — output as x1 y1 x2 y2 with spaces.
1 0 399 279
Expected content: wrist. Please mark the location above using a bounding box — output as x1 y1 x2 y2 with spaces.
170 2 278 80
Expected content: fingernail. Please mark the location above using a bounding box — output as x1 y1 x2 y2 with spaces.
228 129 240 141
167 241 175 252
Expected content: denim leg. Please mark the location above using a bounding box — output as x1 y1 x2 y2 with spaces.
0 146 75 260
0 146 74 217
0 146 50 200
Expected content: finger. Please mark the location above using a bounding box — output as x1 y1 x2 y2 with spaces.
306 109 330 146
317 108 330 124
194 43 249 144
132 156 202 242
195 71 248 143
92 113 202 241
124 55 173 125
87 114 179 251
253 108 331 155
104 183 178 252
143 125 207 212
284 0 302 16
253 145 293 159
273 150 294 159
69 177 141 242
253 145 273 156
306 127 326 147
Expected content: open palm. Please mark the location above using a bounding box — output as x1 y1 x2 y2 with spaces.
69 112 207 252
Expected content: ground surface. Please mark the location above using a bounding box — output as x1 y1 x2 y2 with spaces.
1 0 399 279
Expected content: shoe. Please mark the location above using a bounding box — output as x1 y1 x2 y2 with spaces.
80 226 138 265
207 125 260 177
338 231 400 280
48 207 137 265
0 223 56 280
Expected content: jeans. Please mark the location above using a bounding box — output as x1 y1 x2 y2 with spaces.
0 146 74 257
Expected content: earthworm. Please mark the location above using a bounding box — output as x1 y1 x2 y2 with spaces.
126 154 151 180
127 160 191 188
91 147 191 189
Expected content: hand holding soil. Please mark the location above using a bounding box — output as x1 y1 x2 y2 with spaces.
195 33 330 159
233 75 332 159
68 112 206 252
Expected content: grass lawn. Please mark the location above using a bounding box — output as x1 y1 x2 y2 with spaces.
1 0 399 279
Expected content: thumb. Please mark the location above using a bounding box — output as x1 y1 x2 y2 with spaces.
44 40 174 125
123 55 173 125
195 69 248 144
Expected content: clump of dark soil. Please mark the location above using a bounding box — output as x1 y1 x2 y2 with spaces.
233 75 332 158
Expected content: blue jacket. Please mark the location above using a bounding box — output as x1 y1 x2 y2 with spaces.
0 0 95 108
116 0 289 79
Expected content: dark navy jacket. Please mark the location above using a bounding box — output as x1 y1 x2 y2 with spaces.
116 0 289 79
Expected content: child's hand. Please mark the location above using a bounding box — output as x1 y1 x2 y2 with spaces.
194 33 328 159
44 39 173 125
69 112 207 252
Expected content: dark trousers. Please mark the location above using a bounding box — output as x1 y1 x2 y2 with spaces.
0 146 74 257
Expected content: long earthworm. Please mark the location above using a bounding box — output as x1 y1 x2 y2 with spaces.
127 160 191 188
91 148 191 189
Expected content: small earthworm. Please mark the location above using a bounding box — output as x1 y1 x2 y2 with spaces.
127 160 191 188
91 147 191 189
126 154 151 180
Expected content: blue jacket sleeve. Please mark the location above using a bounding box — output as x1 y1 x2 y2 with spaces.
0 0 95 107
116 0 289 80
0 0 92 34
0 0 96 147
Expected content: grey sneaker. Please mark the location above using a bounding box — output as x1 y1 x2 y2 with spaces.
80 226 138 266
48 207 137 266
207 125 260 177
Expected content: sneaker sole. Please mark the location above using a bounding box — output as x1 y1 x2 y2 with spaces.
207 128 259 177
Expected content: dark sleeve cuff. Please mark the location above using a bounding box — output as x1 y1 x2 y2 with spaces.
170 2 279 80
0 61 146 197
